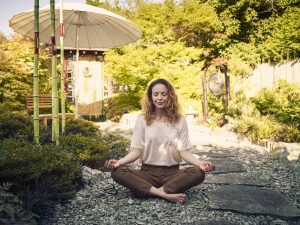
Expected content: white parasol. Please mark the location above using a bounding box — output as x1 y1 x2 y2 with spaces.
9 3 142 50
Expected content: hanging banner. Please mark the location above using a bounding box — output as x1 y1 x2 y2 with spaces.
74 60 104 115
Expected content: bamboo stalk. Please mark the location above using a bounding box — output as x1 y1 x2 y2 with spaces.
33 0 40 144
60 0 66 134
50 0 59 145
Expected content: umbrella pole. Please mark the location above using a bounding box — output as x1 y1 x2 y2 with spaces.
50 0 59 145
75 25 80 119
33 0 40 144
60 0 66 133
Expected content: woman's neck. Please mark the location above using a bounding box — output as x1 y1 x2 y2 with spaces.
154 109 166 121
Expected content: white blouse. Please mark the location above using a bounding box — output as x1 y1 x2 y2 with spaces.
130 115 192 166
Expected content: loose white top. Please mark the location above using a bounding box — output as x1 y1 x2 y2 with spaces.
130 115 192 166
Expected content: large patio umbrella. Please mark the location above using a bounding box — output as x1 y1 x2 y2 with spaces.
9 2 142 143
9 3 142 50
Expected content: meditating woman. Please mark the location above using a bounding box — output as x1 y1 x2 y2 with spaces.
105 78 215 203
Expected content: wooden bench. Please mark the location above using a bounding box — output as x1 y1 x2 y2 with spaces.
25 94 74 127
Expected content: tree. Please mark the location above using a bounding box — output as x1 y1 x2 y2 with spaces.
0 34 51 109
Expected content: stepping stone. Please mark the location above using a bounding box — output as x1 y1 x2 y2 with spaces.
194 221 240 225
204 173 269 186
207 185 300 218
208 158 246 174
192 150 235 158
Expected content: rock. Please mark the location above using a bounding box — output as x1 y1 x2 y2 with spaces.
205 173 269 186
207 185 300 218
194 221 240 225
81 166 103 188
208 158 246 174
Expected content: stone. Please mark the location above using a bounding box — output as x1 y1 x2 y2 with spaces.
192 150 235 158
194 220 240 225
204 173 269 186
208 158 246 174
207 185 300 218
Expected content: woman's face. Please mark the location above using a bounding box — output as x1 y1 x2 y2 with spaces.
151 83 169 110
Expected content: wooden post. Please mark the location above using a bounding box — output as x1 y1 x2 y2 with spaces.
202 66 209 122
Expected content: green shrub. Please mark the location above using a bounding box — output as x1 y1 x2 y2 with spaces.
0 139 81 183
251 80 300 129
232 115 280 142
0 183 38 225
0 139 81 223
64 118 101 137
102 132 130 159
0 111 34 142
107 92 140 122
0 107 49 144
60 134 109 168
273 124 300 142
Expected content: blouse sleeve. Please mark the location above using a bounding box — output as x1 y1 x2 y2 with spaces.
177 117 192 151
130 115 145 150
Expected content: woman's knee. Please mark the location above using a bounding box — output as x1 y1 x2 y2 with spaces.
188 166 206 183
111 166 128 181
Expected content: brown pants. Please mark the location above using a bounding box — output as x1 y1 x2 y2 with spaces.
111 163 205 197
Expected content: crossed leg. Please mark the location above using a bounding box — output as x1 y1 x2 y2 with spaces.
111 165 205 203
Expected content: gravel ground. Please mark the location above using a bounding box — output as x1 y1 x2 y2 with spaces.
42 145 300 225
41 121 300 225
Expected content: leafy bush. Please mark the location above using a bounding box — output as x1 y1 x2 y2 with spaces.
0 183 38 225
0 111 34 142
0 105 49 144
232 114 281 142
102 132 130 159
233 114 300 143
64 118 101 137
60 134 109 168
251 80 300 129
0 139 81 183
0 139 81 223
107 92 141 122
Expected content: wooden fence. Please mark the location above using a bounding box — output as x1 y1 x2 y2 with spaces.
243 60 300 96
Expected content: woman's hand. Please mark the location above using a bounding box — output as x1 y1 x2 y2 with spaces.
104 159 121 170
198 162 216 172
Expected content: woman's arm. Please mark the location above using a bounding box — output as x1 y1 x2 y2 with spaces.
180 150 215 172
105 148 142 169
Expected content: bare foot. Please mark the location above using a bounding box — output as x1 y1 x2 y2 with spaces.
157 186 186 203
163 193 186 204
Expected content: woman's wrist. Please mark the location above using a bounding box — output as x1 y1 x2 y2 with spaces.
118 158 124 166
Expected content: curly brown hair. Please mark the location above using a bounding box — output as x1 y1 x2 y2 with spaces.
142 79 182 125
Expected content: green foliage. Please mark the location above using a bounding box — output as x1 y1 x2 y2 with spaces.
0 139 81 183
60 134 109 168
221 42 260 76
102 132 130 160
251 80 300 129
64 118 101 137
107 92 141 122
233 114 282 142
225 79 300 142
0 138 81 223
0 183 38 225
0 109 34 142
0 35 51 109
253 6 300 61
0 104 49 143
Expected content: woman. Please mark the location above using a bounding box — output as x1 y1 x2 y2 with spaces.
105 79 215 203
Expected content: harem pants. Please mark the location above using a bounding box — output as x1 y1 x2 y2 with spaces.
111 163 205 197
